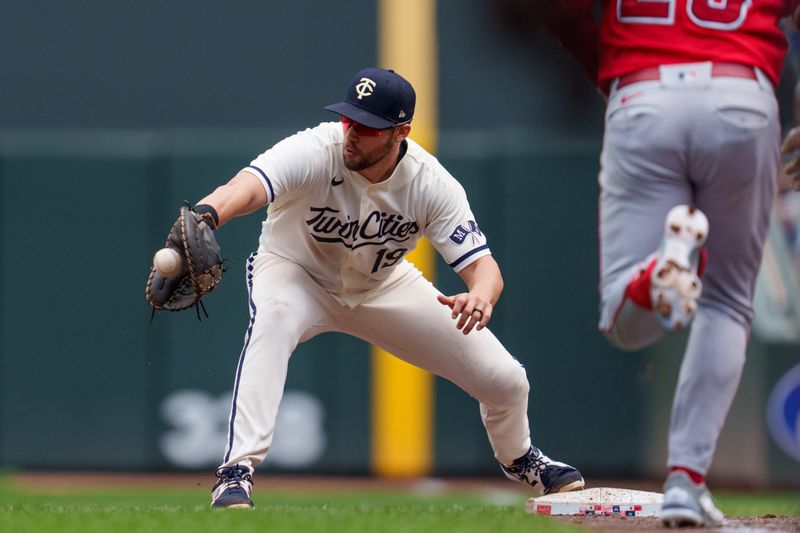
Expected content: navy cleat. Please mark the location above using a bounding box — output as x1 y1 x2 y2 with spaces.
211 465 254 509
660 471 724 528
501 446 585 495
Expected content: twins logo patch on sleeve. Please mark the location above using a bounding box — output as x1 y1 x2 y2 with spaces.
449 220 482 245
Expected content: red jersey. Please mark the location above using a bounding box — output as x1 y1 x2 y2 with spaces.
598 0 789 90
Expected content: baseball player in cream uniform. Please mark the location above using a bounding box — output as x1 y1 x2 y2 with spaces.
196 68 584 508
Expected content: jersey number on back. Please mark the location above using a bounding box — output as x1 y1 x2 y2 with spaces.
618 0 752 30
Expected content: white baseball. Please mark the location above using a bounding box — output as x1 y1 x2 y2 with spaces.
153 248 182 277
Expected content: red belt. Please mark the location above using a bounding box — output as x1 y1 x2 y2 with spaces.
616 63 757 90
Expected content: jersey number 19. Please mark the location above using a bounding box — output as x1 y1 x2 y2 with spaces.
371 247 407 273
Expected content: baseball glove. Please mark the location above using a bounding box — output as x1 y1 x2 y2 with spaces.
145 206 224 316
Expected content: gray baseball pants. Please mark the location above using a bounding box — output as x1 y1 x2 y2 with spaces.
596 64 779 474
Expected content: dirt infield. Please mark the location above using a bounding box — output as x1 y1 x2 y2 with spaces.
12 471 667 492
11 472 800 532
12 471 522 493
555 515 800 532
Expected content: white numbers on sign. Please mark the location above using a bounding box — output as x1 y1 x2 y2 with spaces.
159 389 326 469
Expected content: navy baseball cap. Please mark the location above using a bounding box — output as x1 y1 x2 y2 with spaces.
324 67 415 129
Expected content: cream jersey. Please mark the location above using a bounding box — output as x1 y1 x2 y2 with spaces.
242 121 491 308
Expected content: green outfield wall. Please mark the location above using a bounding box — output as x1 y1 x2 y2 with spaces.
0 130 797 488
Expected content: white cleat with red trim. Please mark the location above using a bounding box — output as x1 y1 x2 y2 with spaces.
650 205 708 331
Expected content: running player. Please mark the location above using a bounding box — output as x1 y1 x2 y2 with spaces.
537 0 791 527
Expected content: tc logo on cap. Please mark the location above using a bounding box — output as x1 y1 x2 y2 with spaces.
355 78 376 100
324 67 416 129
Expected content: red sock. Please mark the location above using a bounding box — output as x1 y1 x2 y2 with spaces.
624 258 657 310
670 466 705 485
625 249 708 310
697 248 708 277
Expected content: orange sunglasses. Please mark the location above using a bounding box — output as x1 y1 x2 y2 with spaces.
340 116 389 137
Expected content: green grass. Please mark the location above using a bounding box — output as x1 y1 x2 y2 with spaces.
715 490 800 517
0 478 797 533
0 481 577 533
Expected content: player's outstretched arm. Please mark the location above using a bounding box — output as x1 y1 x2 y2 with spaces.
437 255 503 335
196 171 269 228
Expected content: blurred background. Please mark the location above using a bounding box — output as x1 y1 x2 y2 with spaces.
1 0 798 489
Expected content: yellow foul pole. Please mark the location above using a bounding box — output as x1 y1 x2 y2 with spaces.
371 0 438 477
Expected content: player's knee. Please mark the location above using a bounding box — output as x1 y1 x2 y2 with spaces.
253 298 305 336
603 323 664 352
467 359 529 409
703 291 755 330
605 328 649 352
497 362 530 403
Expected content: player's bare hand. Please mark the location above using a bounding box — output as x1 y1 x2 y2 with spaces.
780 126 800 190
437 293 493 335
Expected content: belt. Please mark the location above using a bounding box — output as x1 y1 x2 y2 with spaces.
616 62 757 90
